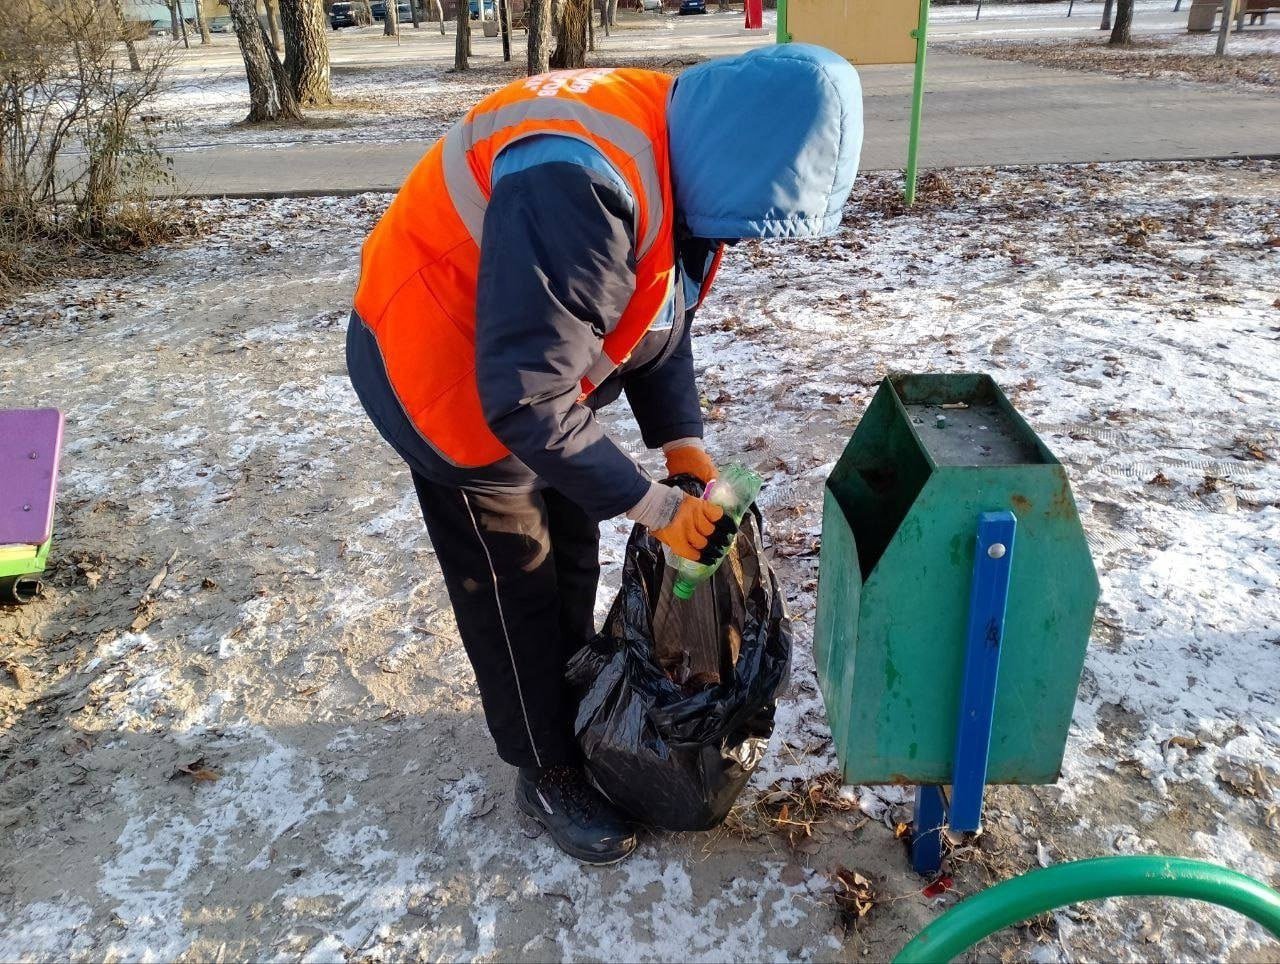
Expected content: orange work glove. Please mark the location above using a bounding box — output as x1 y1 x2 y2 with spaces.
651 495 738 564
664 444 718 484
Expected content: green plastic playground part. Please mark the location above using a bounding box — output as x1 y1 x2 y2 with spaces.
894 856 1280 963
0 537 50 580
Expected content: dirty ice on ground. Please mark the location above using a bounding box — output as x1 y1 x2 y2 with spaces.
1 160 1278 962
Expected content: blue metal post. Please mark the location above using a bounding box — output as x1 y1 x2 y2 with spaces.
912 785 947 875
949 511 1017 833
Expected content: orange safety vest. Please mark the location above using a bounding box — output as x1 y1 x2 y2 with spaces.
354 67 679 469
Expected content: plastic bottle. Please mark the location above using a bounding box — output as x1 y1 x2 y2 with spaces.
670 462 764 600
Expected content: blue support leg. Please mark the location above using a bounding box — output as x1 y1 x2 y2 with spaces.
911 784 947 876
949 511 1017 833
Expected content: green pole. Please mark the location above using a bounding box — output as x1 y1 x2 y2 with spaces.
904 0 930 204
894 856 1280 963
775 0 789 44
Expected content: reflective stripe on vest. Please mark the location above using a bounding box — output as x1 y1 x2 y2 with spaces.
441 99 667 258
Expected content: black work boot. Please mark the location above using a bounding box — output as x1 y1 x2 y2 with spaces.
515 766 637 865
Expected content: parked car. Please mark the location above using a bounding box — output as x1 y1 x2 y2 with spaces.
678 0 706 13
208 16 234 32
640 0 662 10
397 1 414 21
329 0 357 26
371 1 387 19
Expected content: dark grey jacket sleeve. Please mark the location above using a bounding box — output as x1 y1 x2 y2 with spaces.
623 321 703 450
475 162 652 521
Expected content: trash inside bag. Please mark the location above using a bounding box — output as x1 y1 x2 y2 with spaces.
566 478 792 831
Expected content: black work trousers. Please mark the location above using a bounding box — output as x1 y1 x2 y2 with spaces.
411 471 600 768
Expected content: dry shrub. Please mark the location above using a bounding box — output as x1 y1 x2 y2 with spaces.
1 0 189 294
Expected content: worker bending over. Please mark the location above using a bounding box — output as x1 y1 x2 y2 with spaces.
348 44 862 864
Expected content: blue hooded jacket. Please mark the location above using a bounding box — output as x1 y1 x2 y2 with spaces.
668 43 863 240
347 45 863 519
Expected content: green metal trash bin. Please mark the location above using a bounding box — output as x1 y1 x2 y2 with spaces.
814 374 1098 787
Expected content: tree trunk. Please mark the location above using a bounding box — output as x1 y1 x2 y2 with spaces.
355 0 374 24
598 0 609 37
410 0 420 28
550 0 588 68
194 0 212 43
261 20 303 117
1100 0 1114 30
607 0 617 25
454 0 470 69
168 0 181 37
280 0 333 105
229 0 301 121
109 0 143 70
175 0 191 47
587 0 594 50
265 0 283 49
385 0 399 34
527 0 551 73
1109 0 1134 43
231 0 283 120
433 0 445 32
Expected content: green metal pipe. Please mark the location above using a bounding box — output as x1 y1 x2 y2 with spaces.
895 856 1280 963
904 0 931 204
775 0 790 44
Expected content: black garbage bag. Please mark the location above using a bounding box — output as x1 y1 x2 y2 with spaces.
565 480 792 831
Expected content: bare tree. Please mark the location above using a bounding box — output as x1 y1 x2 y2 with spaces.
193 0 212 43
229 0 301 121
385 0 400 34
280 0 333 105
1100 0 1114 30
454 0 470 69
409 0 420 28
355 0 374 24
108 0 144 71
527 0 552 74
550 0 588 68
605 0 617 26
1109 0 1134 44
431 0 445 32
167 0 183 39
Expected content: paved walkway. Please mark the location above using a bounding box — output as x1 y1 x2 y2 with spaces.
171 50 1280 196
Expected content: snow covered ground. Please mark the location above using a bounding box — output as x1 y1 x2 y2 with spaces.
942 25 1280 90
1 160 1278 962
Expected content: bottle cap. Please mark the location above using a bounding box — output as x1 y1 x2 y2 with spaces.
672 580 696 600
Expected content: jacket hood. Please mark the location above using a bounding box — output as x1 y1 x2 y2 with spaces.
666 44 863 240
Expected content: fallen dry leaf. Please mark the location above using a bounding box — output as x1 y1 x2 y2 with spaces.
129 599 156 634
2 659 34 691
145 550 179 595
172 758 219 783
831 866 877 932
1162 734 1202 754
